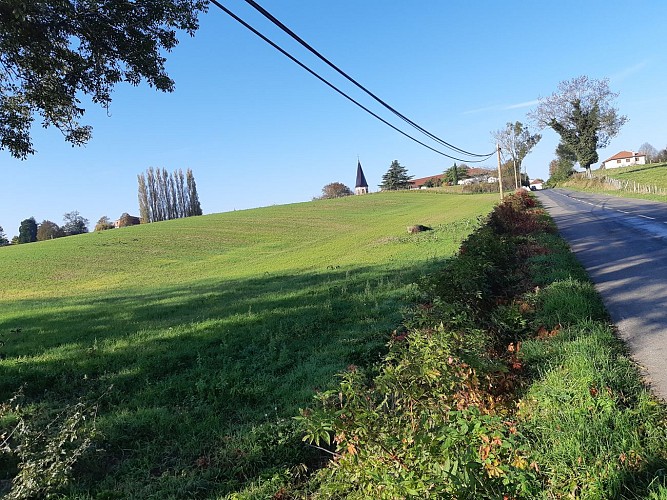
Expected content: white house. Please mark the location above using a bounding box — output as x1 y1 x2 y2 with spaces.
601 151 647 169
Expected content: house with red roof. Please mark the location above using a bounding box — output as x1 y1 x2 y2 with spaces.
601 151 646 169
410 174 443 189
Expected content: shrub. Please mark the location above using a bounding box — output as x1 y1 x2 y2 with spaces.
297 326 539 499
1 390 100 499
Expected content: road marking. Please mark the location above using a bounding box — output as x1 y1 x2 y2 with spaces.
638 215 655 220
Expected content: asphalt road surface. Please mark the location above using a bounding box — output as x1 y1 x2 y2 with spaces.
536 188 667 401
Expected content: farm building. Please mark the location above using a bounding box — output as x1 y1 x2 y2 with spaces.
601 151 646 169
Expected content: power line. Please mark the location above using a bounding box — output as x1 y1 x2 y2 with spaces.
243 0 494 158
208 0 495 163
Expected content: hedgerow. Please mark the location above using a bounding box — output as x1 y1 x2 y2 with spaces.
290 189 667 499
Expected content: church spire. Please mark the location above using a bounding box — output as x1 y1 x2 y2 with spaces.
355 160 368 195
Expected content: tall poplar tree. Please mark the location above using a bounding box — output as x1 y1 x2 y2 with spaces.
137 167 202 222
186 169 202 216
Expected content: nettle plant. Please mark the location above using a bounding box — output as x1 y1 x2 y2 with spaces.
1 388 102 499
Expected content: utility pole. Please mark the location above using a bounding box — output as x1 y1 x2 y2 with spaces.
496 144 504 200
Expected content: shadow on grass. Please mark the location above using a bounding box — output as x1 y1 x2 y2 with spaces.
0 260 445 497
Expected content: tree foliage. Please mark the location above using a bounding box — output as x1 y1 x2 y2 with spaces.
138 167 202 223
94 216 115 232
0 225 9 246
656 146 667 164
548 143 576 183
492 121 541 188
530 76 627 174
319 182 353 199
62 211 89 236
18 217 37 243
0 0 207 159
36 220 63 240
442 163 467 185
379 160 413 190
116 213 141 228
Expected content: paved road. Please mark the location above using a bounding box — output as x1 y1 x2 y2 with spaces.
536 188 667 401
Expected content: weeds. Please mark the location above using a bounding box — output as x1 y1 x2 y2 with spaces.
292 190 667 498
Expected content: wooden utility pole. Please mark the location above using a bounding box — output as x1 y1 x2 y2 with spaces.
496 143 504 200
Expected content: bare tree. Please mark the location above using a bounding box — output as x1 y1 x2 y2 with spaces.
138 175 150 223
638 143 658 163
492 121 541 188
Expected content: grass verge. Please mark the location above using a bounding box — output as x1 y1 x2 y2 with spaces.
557 163 667 203
283 191 667 499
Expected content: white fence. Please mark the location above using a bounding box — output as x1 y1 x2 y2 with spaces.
575 173 667 196
602 176 667 196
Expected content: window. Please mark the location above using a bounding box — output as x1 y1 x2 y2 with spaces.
617 159 621 163
625 158 630 162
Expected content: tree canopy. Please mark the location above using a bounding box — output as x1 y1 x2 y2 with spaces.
36 220 63 240
319 182 353 199
442 163 470 185
530 76 627 174
0 0 207 159
379 160 413 190
0 225 9 246
95 216 115 232
492 121 541 188
18 217 37 243
62 211 89 235
548 143 576 183
138 167 202 223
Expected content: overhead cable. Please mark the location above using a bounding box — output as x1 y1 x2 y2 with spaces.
208 0 495 163
243 0 495 158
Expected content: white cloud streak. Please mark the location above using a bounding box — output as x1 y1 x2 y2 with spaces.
611 60 649 82
462 99 539 115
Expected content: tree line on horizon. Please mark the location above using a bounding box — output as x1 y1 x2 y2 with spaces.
0 212 90 246
137 168 202 224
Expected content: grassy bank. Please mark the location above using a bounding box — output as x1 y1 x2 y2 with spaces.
0 191 497 498
558 163 667 203
593 162 667 189
285 191 667 499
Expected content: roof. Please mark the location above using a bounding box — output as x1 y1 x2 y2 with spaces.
355 161 368 188
603 151 646 162
466 167 495 177
410 174 442 187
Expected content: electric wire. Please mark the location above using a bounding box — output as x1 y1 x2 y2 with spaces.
208 0 495 163
243 0 494 158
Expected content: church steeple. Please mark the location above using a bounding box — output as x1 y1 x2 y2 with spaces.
355 160 368 195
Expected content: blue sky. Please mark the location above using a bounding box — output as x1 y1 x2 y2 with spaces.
1 0 666 237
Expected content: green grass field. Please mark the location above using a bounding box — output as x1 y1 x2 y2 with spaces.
593 162 667 189
0 191 497 498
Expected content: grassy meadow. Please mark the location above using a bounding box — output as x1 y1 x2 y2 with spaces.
0 191 497 498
